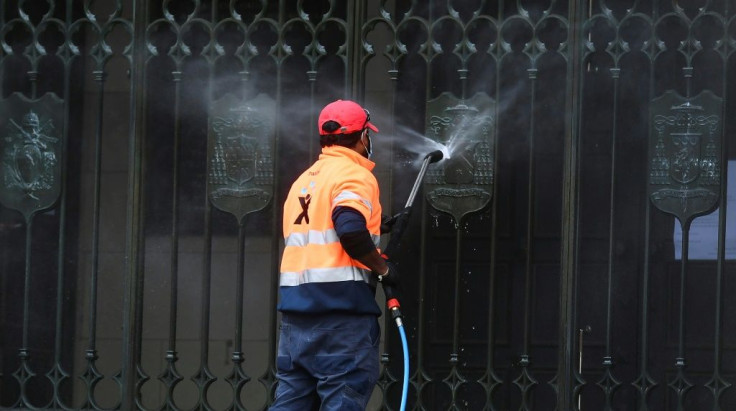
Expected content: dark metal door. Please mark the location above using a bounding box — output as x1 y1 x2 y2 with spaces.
1 1 734 410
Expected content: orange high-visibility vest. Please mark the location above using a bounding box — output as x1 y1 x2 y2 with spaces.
280 146 382 290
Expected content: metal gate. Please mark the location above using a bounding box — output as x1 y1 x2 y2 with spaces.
1 1 734 410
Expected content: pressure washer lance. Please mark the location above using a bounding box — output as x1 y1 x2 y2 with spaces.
380 149 444 411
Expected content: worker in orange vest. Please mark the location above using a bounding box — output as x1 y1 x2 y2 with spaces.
271 99 399 410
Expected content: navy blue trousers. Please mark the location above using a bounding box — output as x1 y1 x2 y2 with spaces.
270 312 380 411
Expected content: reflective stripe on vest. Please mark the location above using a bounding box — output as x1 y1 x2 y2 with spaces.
333 190 373 214
280 266 372 286
285 229 380 248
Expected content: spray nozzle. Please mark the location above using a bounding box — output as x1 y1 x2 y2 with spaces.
425 150 444 164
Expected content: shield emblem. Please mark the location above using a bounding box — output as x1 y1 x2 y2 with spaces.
668 133 700 184
648 90 722 227
207 93 276 224
424 93 495 224
0 93 63 220
14 143 44 187
224 138 257 185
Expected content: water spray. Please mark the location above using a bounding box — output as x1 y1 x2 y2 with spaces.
380 149 444 411
395 125 453 163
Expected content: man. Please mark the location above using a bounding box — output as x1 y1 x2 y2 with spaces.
271 99 399 410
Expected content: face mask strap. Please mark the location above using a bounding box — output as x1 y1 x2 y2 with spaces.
361 129 373 159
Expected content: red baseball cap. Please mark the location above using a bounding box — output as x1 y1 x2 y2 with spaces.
318 100 379 135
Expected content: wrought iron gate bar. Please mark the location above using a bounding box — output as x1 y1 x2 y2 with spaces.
193 3 217 399
558 0 585 408
194 186 216 410
598 58 623 411
670 228 693 408
632 3 661 409
478 18 505 406
227 220 250 410
515 65 539 411
15 219 34 408
257 2 287 407
122 0 149 407
47 2 74 406
632 201 656 410
443 228 468 410
159 64 185 409
411 201 433 411
195 4 223 408
80 66 108 410
417 6 436 410
7 1 39 404
707 15 733 407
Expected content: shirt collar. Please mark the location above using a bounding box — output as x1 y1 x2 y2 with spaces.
320 145 376 171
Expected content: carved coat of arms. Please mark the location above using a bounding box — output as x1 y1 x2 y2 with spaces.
0 93 63 220
424 93 495 224
649 90 722 227
207 93 275 223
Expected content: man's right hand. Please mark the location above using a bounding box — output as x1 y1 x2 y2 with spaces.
380 209 409 234
375 259 400 288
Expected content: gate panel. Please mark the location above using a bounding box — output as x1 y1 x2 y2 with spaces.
0 1 356 408
1 1 735 410
360 2 573 409
576 1 736 410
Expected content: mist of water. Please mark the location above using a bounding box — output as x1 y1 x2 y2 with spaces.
382 108 493 171
390 125 452 165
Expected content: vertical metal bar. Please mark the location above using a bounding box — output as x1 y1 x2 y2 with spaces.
479 14 504 404
307 0 318 160
121 0 148 407
79 69 107 409
27 0 40 99
571 6 590 398
374 0 393 383
586 0 592 73
600 68 622 409
634 201 655 411
445 226 467 407
420 6 435 404
195 176 215 407
348 0 362 100
131 35 150 411
578 328 584 410
15 218 35 408
12 4 49 409
707 152 728 409
308 69 317 159
194 6 218 406
261 1 285 404
228 219 250 410
708 5 731 405
47 2 74 406
161 68 184 407
634 3 660 406
571 73 585 411
557 0 585 408
672 222 691 411
604 70 620 361
523 69 537 356
0 1 4 95
515 67 538 411
413 200 432 409
347 0 359 99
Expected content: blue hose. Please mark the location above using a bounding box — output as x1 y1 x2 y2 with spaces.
397 322 409 411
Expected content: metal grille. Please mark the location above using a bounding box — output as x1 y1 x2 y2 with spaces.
1 1 734 410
